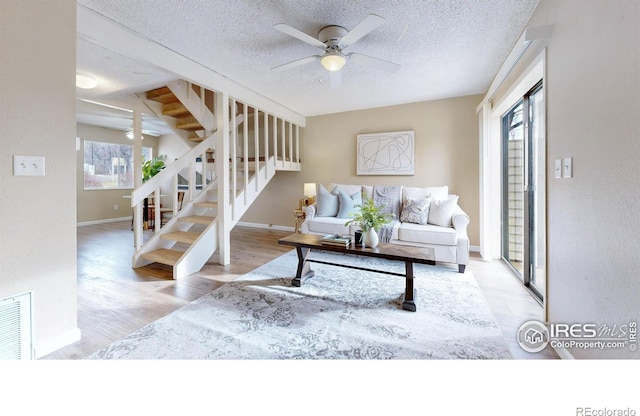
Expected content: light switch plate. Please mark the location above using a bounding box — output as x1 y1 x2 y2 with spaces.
13 155 45 176
563 157 573 178
555 159 562 179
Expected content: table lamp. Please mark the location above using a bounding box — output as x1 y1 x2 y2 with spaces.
303 183 317 206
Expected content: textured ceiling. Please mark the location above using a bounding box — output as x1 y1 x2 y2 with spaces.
76 0 539 132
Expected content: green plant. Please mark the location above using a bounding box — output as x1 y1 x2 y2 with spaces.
142 155 166 182
344 193 395 232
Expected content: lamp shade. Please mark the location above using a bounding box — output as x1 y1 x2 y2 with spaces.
320 52 346 72
303 183 317 197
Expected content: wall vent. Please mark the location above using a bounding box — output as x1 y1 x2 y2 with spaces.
0 292 32 360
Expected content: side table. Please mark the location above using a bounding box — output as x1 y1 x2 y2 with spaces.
293 209 306 233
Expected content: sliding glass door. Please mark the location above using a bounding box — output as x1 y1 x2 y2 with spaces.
501 81 545 301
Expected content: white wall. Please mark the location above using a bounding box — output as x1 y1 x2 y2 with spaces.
0 0 79 357
495 0 640 358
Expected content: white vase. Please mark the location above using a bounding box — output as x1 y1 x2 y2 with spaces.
363 228 379 248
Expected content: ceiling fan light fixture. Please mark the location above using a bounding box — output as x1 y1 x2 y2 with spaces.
320 51 346 72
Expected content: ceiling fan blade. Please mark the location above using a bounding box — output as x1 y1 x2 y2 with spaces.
329 70 342 89
271 55 320 71
340 14 385 47
274 23 326 49
348 53 401 73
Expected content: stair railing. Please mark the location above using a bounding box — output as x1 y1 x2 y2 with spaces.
130 134 215 249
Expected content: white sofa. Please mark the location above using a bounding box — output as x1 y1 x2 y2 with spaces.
301 183 470 273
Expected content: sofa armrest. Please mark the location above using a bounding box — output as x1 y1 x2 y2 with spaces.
303 203 316 219
451 205 470 232
300 204 316 234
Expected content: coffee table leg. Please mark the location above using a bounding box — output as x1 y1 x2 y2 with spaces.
402 261 417 312
292 246 315 287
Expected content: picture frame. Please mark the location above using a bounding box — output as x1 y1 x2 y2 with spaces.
356 130 415 175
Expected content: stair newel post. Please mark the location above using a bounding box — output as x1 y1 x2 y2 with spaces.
216 91 231 265
295 124 300 165
243 102 249 204
188 156 196 203
281 118 285 169
264 112 270 179
171 173 178 217
153 188 161 233
231 99 237 216
254 108 260 191
273 116 278 170
288 121 293 169
132 109 144 249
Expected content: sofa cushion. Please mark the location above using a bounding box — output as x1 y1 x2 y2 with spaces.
316 184 339 217
307 216 350 235
336 188 362 218
403 186 449 201
400 196 431 225
398 222 458 246
428 195 459 227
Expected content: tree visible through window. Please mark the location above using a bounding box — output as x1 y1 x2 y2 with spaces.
83 140 152 190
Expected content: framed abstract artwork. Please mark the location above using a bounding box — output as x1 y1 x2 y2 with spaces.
356 130 415 175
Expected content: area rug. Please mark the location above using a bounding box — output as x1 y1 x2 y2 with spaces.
88 250 511 359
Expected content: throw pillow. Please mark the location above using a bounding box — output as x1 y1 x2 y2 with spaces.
403 186 449 201
316 184 339 217
400 196 431 225
428 196 459 227
336 189 362 218
372 185 401 219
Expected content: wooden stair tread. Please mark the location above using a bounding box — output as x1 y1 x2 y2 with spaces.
162 102 190 117
195 201 218 209
146 87 179 104
179 215 214 225
161 231 200 244
176 116 203 131
141 249 183 266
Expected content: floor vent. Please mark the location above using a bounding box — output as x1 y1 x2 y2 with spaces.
0 292 32 360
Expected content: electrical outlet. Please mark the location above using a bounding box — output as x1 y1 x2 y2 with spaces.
113 204 119 211
13 155 45 176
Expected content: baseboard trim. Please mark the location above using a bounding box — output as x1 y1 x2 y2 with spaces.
77 217 132 227
34 327 81 359
236 221 295 232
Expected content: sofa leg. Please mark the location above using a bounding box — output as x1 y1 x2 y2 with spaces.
458 264 466 273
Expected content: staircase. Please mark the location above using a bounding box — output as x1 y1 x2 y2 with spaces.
130 80 302 279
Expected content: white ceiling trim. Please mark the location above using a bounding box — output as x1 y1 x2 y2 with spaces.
77 4 306 127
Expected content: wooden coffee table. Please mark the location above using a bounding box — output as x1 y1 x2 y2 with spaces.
278 233 435 311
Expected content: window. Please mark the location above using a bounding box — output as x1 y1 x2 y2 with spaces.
83 140 152 190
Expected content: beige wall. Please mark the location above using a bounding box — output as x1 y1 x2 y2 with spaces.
241 95 482 246
76 123 159 223
0 0 78 357
496 0 640 358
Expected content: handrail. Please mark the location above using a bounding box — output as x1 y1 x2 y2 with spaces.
130 114 245 207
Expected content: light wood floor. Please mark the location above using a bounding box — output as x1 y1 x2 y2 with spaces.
42 221 558 359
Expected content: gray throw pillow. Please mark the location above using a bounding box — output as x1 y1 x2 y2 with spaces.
336 189 362 218
400 196 431 225
316 184 339 217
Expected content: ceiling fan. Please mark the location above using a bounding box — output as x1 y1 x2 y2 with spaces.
272 14 400 88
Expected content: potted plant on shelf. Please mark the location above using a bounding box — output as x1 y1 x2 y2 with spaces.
344 194 395 248
142 155 166 182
